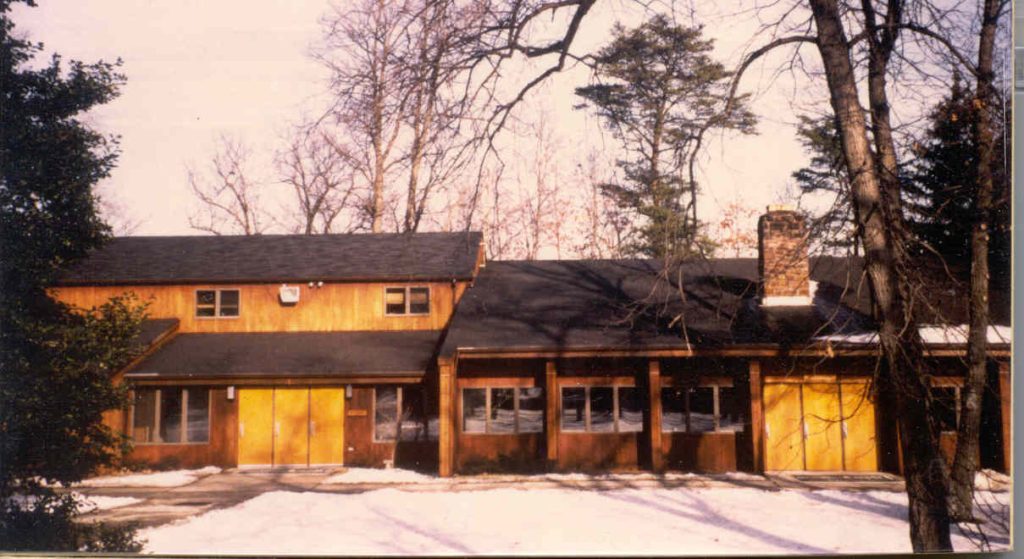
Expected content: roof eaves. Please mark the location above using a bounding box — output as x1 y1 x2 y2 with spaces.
55 274 477 287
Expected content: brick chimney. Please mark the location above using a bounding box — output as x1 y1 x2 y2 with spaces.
758 205 811 306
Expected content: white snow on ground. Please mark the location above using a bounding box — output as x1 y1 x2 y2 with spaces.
76 466 221 488
322 468 435 484
975 469 1011 491
74 493 141 513
322 468 768 485
140 487 1009 555
5 493 139 512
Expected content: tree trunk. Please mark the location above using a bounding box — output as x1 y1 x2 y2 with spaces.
807 0 952 551
949 0 1001 522
861 0 905 220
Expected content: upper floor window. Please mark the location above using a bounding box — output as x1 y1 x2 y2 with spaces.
196 289 240 318
384 286 430 316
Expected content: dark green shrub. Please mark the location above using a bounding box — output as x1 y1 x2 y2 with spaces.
1 490 143 552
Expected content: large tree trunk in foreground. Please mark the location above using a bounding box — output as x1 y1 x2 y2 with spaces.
949 0 1003 522
807 0 952 551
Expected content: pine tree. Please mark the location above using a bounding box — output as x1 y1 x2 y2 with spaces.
790 115 858 251
905 75 1011 287
575 15 756 259
1 1 145 550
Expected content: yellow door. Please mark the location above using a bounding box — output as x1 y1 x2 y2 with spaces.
764 384 805 471
309 388 345 465
802 383 844 471
840 382 878 471
273 388 309 466
238 389 274 466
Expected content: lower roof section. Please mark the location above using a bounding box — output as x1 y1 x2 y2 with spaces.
126 330 443 380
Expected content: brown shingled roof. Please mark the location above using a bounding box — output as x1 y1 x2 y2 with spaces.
126 330 443 379
57 232 483 286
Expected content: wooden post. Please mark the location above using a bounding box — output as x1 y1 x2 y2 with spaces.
546 360 558 468
749 360 764 472
438 360 455 477
648 359 664 473
999 360 1011 473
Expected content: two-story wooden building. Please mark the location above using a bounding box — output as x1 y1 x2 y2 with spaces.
52 232 483 470
50 209 1012 477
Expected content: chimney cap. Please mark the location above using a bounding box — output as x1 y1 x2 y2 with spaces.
766 204 796 213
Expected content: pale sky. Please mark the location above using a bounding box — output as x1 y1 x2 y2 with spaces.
12 1 840 239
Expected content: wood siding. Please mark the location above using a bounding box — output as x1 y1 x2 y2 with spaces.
455 360 546 473
344 385 437 471
662 432 737 472
52 281 468 332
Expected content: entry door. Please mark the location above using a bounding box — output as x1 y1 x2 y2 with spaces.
764 384 805 470
802 383 843 471
274 388 310 466
239 389 274 466
309 388 345 465
840 382 878 471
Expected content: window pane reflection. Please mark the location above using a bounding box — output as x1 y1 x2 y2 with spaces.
375 387 398 441
462 388 486 433
490 388 516 433
589 387 614 432
617 387 643 432
518 387 544 433
133 389 158 443
186 389 210 443
159 388 183 443
561 387 586 431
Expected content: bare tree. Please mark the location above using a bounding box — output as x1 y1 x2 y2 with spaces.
316 0 485 234
479 167 518 260
574 148 631 259
399 0 482 232
187 135 269 236
512 114 567 259
277 126 364 235
949 0 1008 523
97 185 142 236
450 0 1008 551
710 200 759 257
317 0 411 233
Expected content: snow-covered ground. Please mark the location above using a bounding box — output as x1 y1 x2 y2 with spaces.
74 493 141 513
76 466 221 488
321 468 767 485
140 486 1009 555
323 467 435 484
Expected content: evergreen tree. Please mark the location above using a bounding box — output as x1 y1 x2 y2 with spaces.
791 114 858 252
575 15 755 259
1 0 144 550
905 75 1011 287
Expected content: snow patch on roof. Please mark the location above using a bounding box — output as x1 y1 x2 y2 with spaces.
815 325 1012 346
762 280 818 307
